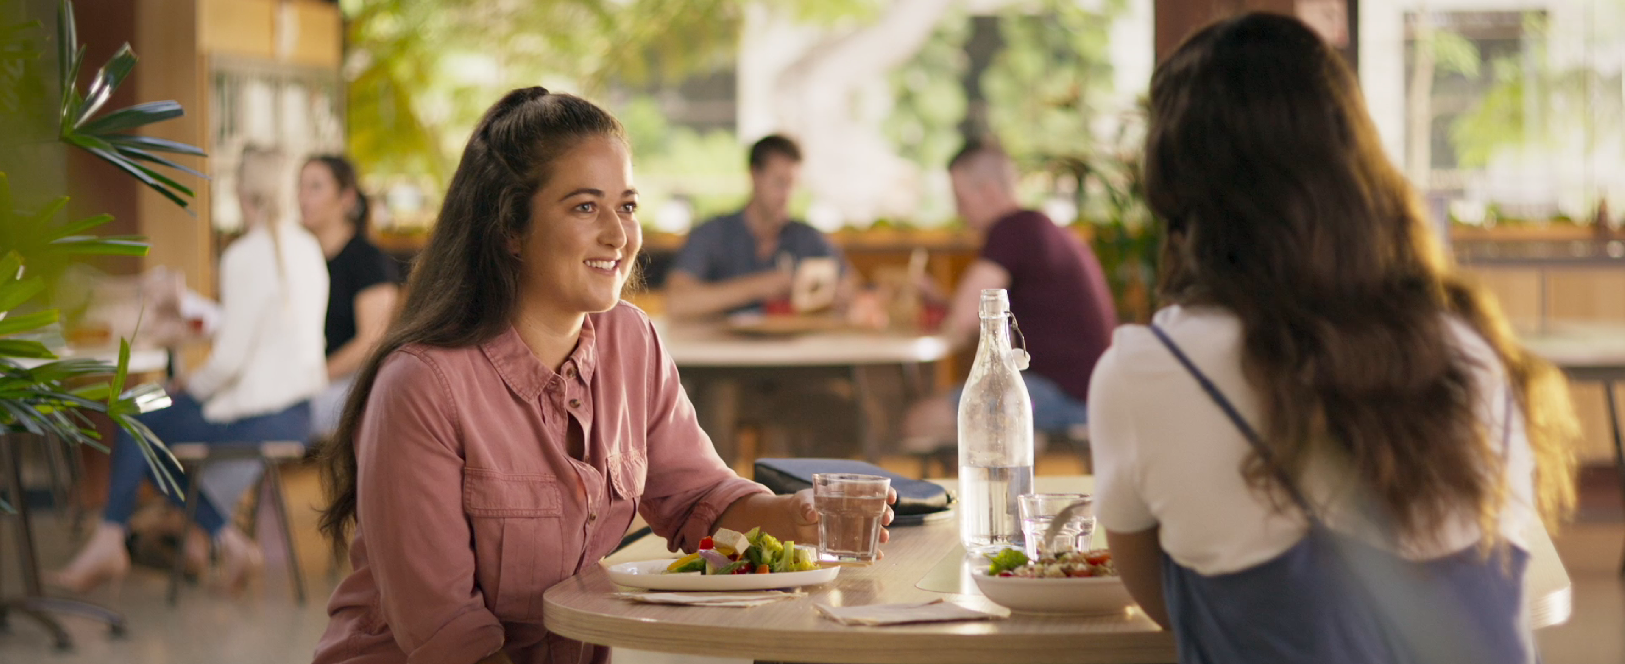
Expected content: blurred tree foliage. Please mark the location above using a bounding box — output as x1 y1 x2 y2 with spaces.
886 1 1127 180
1448 12 1625 172
341 0 882 205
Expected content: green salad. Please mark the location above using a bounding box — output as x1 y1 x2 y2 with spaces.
664 527 820 575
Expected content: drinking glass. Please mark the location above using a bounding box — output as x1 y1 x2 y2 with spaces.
812 473 891 565
1018 493 1094 559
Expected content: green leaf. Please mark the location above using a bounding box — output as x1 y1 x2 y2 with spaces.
78 44 136 124
48 212 115 240
0 277 45 312
19 358 110 384
70 382 113 401
70 143 192 208
55 0 76 93
47 236 150 256
0 339 55 358
0 310 57 337
109 337 129 402
0 252 22 281
75 100 182 136
27 194 68 226
59 43 85 127
102 133 205 157
115 147 206 180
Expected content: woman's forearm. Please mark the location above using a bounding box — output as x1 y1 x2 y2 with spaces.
325 339 370 380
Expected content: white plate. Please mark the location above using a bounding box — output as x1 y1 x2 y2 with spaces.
606 559 841 591
971 571 1134 615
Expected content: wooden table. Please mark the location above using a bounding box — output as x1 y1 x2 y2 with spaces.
655 319 951 464
545 477 1572 664
1520 322 1625 575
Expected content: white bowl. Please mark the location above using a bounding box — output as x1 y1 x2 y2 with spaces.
970 571 1136 615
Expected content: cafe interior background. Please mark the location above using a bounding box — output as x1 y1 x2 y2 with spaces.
0 0 1622 662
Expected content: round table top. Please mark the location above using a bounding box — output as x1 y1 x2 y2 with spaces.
655 319 952 368
546 523 1172 664
544 476 1573 664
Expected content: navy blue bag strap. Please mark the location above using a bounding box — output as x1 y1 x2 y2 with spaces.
1148 324 1320 519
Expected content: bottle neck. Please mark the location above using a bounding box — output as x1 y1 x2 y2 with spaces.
975 314 1012 363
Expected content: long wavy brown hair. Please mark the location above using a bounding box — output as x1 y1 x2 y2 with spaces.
316 88 625 552
1144 13 1576 545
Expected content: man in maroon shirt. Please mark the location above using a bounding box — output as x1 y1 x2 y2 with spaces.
904 141 1119 446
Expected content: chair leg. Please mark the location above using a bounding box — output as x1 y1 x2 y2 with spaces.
263 460 306 605
170 461 204 606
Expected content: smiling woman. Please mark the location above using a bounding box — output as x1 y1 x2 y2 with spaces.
309 88 892 664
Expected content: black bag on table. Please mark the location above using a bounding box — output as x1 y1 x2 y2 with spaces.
752 458 953 526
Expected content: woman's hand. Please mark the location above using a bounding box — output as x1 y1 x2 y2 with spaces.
784 487 899 553
718 488 899 554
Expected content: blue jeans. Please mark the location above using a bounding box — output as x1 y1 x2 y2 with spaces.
103 393 311 535
949 372 1089 433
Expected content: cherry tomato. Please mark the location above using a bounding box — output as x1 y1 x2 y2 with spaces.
1084 552 1111 566
699 536 714 550
728 553 740 562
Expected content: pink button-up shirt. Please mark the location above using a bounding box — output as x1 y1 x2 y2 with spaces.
312 303 769 664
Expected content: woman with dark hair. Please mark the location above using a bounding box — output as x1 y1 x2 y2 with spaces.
310 88 893 664
298 154 400 438
1089 13 1576 664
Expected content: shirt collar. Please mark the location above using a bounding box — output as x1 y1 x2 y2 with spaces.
479 316 599 401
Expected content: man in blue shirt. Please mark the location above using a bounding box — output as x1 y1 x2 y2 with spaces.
666 135 855 318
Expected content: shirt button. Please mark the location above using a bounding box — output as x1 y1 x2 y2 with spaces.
564 366 577 379
588 513 598 522
569 398 583 409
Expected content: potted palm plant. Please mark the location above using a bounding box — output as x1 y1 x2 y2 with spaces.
0 0 202 649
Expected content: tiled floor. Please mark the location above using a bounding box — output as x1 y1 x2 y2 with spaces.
2 456 1621 664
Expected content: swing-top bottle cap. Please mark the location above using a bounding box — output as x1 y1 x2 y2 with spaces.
979 289 1009 318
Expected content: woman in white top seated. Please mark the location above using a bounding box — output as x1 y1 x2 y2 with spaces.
1089 13 1577 664
52 146 330 594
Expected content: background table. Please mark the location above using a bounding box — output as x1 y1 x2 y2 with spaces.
546 476 1572 664
655 319 951 464
14 345 170 375
1520 322 1625 575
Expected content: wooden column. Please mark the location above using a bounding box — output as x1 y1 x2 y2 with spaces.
135 0 213 294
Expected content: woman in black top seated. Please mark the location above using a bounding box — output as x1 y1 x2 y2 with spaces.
298 155 401 438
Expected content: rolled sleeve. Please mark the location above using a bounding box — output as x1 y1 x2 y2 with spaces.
636 317 770 552
1087 340 1158 533
357 351 505 663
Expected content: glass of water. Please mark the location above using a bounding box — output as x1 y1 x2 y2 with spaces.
812 473 891 565
1018 493 1095 559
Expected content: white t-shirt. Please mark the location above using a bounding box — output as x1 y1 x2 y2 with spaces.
1088 305 1537 575
186 222 329 423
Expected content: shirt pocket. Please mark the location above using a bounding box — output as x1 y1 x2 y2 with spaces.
607 451 647 501
463 468 564 622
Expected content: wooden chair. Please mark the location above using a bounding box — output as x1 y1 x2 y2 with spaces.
166 440 307 605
